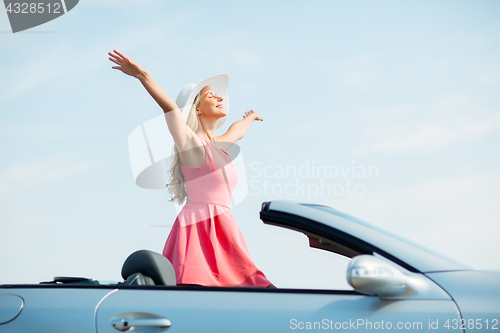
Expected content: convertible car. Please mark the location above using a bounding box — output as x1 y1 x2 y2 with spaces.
1 200 499 332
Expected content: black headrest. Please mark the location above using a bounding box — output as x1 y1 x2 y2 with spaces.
121 250 176 286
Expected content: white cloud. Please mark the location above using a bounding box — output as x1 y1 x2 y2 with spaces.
474 65 500 85
337 56 381 91
447 31 499 49
351 95 500 154
358 119 498 154
0 120 96 141
230 50 261 68
0 155 99 198
0 43 66 103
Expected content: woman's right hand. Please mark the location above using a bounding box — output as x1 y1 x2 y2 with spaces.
108 49 147 79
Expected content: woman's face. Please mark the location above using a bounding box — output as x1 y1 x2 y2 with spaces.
196 86 226 119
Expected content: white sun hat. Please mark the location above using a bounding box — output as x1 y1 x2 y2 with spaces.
175 74 229 130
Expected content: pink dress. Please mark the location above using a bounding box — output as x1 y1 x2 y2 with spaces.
162 133 272 287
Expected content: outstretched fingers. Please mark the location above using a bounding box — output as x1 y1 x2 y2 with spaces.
109 57 120 65
113 49 127 60
108 49 145 78
108 55 123 71
243 110 254 118
108 50 123 62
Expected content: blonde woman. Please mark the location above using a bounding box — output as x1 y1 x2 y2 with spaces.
109 49 275 288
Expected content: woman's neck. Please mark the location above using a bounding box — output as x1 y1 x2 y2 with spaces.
198 131 216 143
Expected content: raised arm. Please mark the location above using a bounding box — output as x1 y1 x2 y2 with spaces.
216 110 263 150
108 49 196 150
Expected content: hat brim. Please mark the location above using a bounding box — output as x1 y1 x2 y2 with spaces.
178 74 229 131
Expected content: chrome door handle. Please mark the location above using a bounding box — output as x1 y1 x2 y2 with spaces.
111 312 171 331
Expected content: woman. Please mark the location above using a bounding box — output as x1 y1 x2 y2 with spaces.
108 49 275 288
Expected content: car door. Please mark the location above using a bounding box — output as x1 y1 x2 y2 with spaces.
95 280 463 333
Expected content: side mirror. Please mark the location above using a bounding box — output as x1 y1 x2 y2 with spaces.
346 255 409 298
347 254 451 300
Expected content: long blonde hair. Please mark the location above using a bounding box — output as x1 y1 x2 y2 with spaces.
166 92 202 205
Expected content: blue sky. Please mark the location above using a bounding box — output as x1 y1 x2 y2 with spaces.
1 0 499 288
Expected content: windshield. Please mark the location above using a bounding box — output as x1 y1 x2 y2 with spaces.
301 203 467 268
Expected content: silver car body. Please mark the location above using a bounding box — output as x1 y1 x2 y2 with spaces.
1 200 498 332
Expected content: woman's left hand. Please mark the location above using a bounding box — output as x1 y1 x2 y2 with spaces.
243 110 264 121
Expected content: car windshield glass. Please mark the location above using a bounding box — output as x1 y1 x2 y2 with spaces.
301 204 466 267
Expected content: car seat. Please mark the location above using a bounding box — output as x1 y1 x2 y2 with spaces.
121 250 176 286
